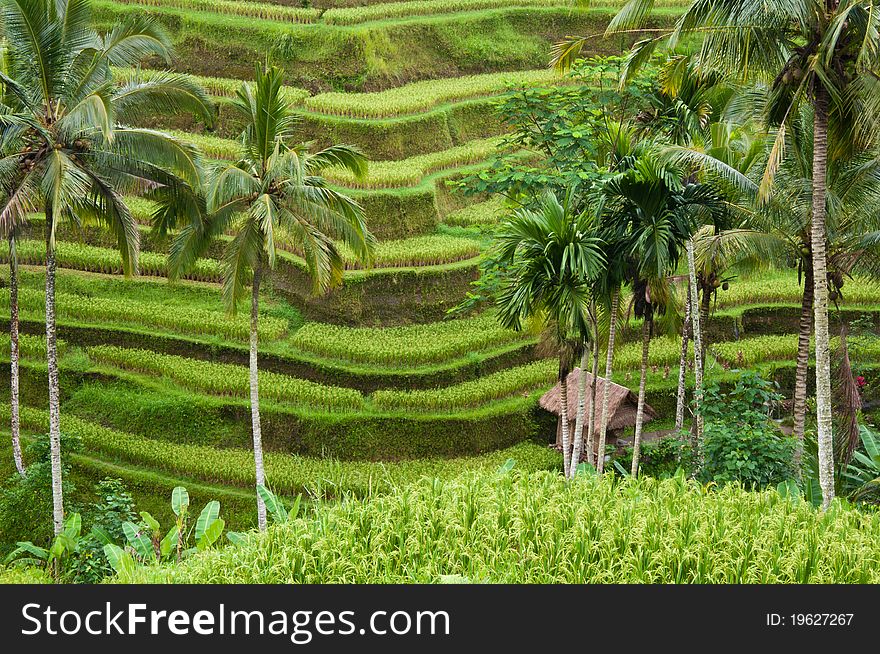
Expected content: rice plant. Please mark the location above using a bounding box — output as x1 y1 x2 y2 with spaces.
289 312 531 366
372 359 556 412
87 346 365 411
112 471 880 584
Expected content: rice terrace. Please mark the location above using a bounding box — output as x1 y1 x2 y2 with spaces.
1 0 880 590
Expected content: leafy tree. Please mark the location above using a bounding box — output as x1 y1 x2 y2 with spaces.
0 0 212 533
171 64 374 530
556 0 880 511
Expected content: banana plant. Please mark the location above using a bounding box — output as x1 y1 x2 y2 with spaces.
844 426 880 503
3 513 94 581
227 485 302 545
104 486 226 574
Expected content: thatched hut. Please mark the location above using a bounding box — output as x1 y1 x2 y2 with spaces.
539 369 658 453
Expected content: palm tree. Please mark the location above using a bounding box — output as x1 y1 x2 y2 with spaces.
556 0 880 511
600 146 726 475
754 109 880 457
173 64 374 531
495 191 605 479
0 0 211 534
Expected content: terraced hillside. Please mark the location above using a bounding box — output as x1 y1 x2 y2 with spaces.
11 0 874 533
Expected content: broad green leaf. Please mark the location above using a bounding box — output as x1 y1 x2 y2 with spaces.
160 527 179 558
575 462 597 477
63 513 82 539
257 485 287 524
195 500 220 541
171 486 190 517
103 544 137 576
226 531 248 546
197 518 225 550
776 479 801 501
4 542 48 564
89 526 114 545
140 511 161 534
496 458 516 475
122 521 153 559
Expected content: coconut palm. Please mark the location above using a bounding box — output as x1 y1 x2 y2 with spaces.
172 64 374 531
755 109 880 454
556 0 880 511
0 0 212 534
495 190 605 479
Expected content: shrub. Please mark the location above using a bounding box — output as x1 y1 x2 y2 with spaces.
0 432 81 555
699 372 796 487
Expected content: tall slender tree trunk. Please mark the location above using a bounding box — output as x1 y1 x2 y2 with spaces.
250 263 267 530
630 318 650 477
45 226 63 536
811 86 835 510
9 235 24 478
792 265 814 470
570 347 590 478
699 284 711 361
596 289 619 474
675 281 692 431
586 334 600 465
559 358 572 478
687 240 704 444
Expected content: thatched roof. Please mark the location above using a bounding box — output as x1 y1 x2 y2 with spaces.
539 369 658 433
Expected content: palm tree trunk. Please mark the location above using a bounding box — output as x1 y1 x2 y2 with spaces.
250 263 267 531
687 240 704 444
596 289 619 474
570 347 590 478
9 235 24 478
45 231 63 536
675 281 692 431
699 284 711 360
811 86 835 510
792 265 813 469
559 359 572 478
630 318 650 477
586 335 600 465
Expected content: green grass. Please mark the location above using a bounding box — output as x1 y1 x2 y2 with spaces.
2 239 222 283
2 284 288 343
289 311 530 366
112 66 310 102
87 345 366 411
304 68 567 118
112 470 880 583
339 233 483 268
442 198 505 226
1 404 560 500
372 359 555 412
114 0 320 23
717 271 880 308
323 137 505 189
